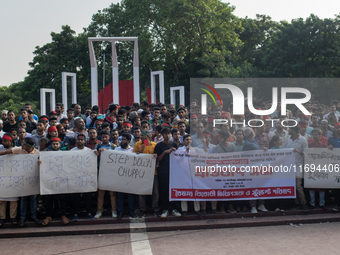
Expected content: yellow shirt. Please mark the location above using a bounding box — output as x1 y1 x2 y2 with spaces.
133 140 157 175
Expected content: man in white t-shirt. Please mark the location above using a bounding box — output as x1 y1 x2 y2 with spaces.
70 134 93 221
115 133 137 219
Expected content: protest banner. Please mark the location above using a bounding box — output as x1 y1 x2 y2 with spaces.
304 148 340 189
98 150 156 195
170 149 296 201
0 154 39 197
39 150 97 195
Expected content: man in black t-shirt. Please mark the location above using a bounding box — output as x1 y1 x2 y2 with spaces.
3 110 17 132
154 127 181 218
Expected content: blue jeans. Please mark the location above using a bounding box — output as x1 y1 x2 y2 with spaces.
309 190 325 207
117 193 134 214
20 195 38 219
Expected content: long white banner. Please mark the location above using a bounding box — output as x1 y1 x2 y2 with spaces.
0 154 40 197
170 149 296 201
98 150 156 195
39 150 98 195
304 148 340 189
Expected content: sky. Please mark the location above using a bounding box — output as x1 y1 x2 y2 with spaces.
0 0 339 86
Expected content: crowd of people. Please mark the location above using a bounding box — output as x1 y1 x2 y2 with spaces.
0 98 339 228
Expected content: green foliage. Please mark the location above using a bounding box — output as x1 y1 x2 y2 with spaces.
3 2 340 110
0 86 40 119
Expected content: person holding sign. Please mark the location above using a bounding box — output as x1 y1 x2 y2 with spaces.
70 134 94 220
327 122 340 211
0 133 18 227
94 130 117 219
177 134 202 216
285 125 309 212
243 127 269 214
134 129 159 217
154 127 181 218
307 129 327 210
115 133 137 219
40 138 70 226
0 137 41 227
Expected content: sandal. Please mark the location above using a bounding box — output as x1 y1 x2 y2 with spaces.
61 216 69 225
42 216 52 226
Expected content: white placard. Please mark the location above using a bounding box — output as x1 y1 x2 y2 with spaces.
98 150 156 195
39 150 98 195
0 154 40 197
304 148 340 189
170 149 296 201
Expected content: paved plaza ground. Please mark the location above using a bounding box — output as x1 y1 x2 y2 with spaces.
1 221 338 255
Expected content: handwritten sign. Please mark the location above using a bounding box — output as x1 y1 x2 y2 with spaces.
0 154 40 197
304 148 340 189
98 150 156 195
39 150 97 195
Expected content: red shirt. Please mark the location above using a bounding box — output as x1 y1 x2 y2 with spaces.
86 139 101 150
308 136 328 147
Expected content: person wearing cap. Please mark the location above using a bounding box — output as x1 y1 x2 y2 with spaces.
133 129 159 217
114 115 124 134
118 121 134 143
17 121 31 137
1 110 8 123
0 137 41 227
93 130 117 219
154 127 181 218
197 130 216 153
0 133 18 227
47 126 65 150
40 137 70 226
9 129 18 146
48 110 58 120
285 125 309 212
299 120 311 140
3 110 17 132
70 134 94 220
48 117 58 127
95 120 103 133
